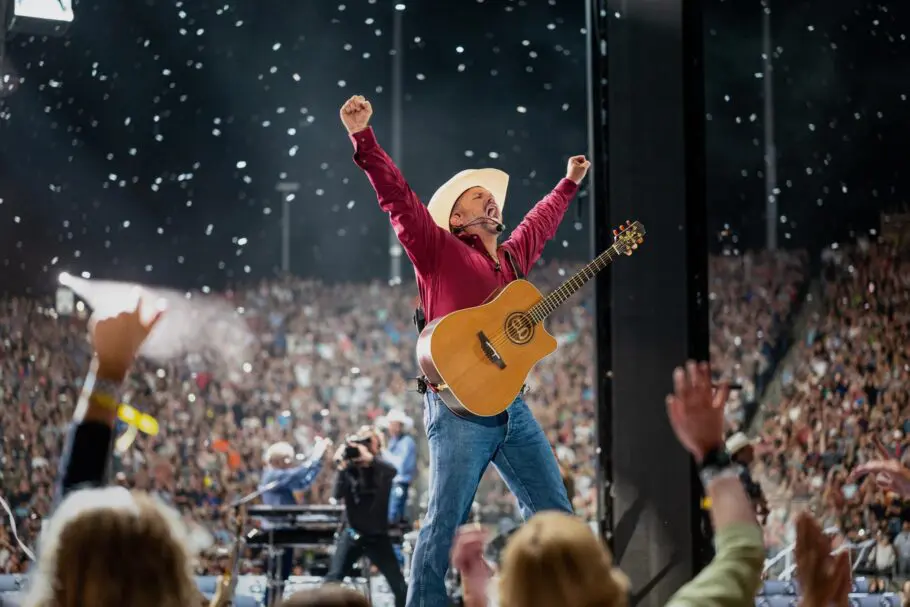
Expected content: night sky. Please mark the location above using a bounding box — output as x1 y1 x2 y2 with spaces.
0 0 906 294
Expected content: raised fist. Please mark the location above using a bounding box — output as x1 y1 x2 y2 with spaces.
566 155 591 184
340 95 373 134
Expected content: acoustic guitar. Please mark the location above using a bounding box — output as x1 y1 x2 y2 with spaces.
416 221 645 417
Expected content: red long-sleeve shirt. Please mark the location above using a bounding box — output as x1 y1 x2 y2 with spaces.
351 127 579 322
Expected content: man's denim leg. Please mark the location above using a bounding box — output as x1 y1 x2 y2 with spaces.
406 393 503 607
491 397 573 518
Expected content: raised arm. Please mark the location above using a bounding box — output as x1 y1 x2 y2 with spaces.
259 459 324 493
341 95 445 275
56 295 164 505
506 156 588 271
664 363 764 607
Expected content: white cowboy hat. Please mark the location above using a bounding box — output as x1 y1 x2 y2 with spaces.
426 168 509 231
725 432 757 456
263 441 295 464
379 408 414 430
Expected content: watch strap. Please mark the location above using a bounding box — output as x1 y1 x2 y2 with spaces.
699 445 732 471
699 464 743 488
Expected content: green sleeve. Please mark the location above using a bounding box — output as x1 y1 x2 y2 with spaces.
666 523 765 607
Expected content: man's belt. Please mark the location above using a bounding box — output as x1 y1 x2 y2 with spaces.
412 376 529 397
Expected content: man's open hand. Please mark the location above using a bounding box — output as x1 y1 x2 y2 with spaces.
795 513 850 607
340 95 373 134
665 361 729 462
566 155 591 184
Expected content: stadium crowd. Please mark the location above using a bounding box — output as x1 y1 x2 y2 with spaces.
754 239 910 583
0 251 807 577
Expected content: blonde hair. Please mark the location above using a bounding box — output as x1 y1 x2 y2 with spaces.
499 511 630 607
24 486 199 607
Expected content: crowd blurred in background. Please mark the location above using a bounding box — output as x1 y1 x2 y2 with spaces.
0 248 809 577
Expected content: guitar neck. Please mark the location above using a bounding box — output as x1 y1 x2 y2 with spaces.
530 241 622 322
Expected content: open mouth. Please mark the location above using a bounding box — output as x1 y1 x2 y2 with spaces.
485 201 498 218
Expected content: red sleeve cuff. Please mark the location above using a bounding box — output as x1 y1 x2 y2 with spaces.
349 126 378 151
555 177 580 197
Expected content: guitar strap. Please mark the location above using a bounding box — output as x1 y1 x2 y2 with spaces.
412 248 525 394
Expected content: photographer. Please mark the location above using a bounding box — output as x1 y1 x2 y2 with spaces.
325 426 408 607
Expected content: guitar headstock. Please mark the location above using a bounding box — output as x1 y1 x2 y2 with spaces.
613 220 645 256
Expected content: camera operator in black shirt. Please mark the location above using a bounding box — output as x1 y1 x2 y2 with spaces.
325 426 407 607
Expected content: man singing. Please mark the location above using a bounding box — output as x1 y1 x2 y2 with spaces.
259 439 329 606
341 94 583 606
325 427 408 607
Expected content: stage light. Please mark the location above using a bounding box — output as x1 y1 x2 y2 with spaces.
6 0 74 37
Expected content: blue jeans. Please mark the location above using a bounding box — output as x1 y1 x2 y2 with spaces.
389 482 410 567
406 393 572 607
389 481 410 523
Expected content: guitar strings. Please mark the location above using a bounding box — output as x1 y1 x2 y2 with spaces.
483 240 627 350
439 229 640 398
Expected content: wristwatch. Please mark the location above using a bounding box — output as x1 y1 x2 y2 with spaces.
698 445 742 487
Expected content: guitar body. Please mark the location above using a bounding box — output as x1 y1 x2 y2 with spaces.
416 279 558 417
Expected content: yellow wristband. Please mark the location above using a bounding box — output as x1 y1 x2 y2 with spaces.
89 391 120 411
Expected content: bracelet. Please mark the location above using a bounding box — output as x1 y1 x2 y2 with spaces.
82 372 123 411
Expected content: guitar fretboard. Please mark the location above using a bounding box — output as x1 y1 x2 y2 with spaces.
528 241 624 324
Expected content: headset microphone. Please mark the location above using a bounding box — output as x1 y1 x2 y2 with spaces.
453 218 505 234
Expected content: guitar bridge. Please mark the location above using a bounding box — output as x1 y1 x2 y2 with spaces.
477 331 506 370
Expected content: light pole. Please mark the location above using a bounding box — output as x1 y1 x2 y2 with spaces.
762 0 778 251
389 3 405 285
276 181 300 274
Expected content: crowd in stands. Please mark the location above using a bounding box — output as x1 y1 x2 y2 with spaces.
754 239 910 583
0 251 807 577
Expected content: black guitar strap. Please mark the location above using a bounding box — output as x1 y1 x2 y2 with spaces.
504 248 526 280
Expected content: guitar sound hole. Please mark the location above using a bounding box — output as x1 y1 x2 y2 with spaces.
504 312 535 345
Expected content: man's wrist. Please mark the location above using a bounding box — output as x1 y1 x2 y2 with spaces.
92 356 130 383
76 363 124 424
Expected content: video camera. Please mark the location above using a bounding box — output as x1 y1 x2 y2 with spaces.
342 433 373 461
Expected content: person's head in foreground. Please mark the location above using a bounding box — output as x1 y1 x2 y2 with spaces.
279 585 369 607
499 511 629 607
24 486 198 607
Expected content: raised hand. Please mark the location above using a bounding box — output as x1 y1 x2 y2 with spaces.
451 524 494 602
794 513 850 607
340 95 373 134
90 289 165 381
850 459 910 497
566 155 591 184
665 361 729 462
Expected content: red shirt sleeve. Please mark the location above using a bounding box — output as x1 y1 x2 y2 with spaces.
350 127 445 275
505 178 579 273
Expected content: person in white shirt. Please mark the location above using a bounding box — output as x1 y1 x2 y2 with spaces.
871 531 897 579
